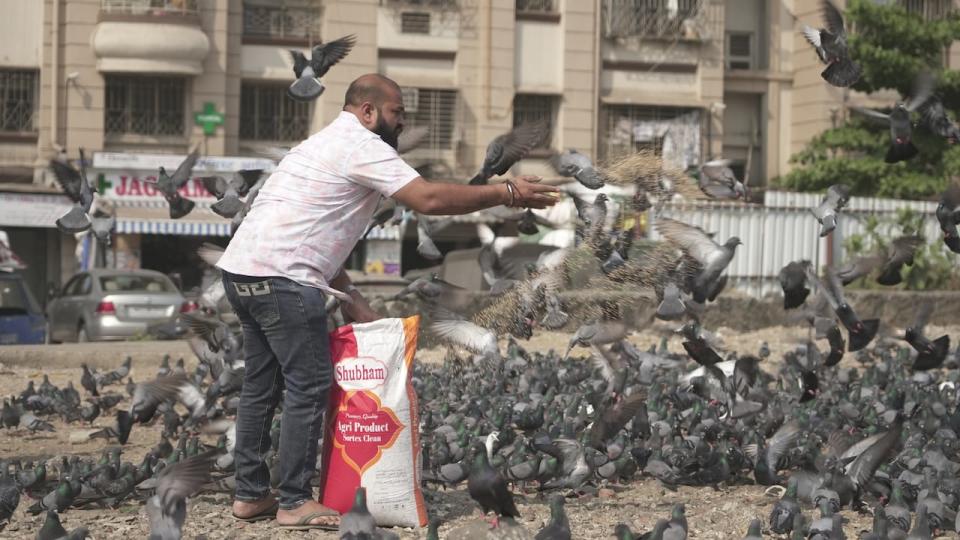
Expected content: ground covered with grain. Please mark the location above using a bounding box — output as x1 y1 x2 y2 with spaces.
1 323 958 539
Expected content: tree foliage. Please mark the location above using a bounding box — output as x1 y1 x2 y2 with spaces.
778 0 960 199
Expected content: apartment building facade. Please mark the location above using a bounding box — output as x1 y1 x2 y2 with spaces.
3 0 945 301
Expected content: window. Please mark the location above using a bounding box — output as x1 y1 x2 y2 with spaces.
401 12 431 34
240 83 311 141
726 32 753 70
104 76 186 137
601 105 700 161
403 88 457 151
100 0 198 15
0 70 38 133
512 94 556 150
243 0 321 40
602 0 705 39
99 275 174 293
516 0 556 12
64 274 92 296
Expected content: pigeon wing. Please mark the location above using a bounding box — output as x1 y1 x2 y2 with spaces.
233 170 263 196
488 120 547 175
821 0 846 36
49 160 84 202
200 176 229 199
851 106 891 125
171 149 200 188
196 243 224 267
887 235 922 266
310 34 356 78
801 25 823 49
656 218 721 266
156 451 216 512
844 417 902 489
825 184 851 209
429 317 498 357
765 420 802 471
397 125 430 154
906 71 935 112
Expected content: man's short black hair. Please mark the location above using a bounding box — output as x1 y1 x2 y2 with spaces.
343 74 401 109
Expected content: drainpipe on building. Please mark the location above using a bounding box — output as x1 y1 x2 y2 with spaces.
50 0 61 155
592 0 601 159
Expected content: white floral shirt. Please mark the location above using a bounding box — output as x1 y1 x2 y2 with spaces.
217 111 419 298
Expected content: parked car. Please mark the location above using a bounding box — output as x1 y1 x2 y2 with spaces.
0 272 46 345
47 269 195 342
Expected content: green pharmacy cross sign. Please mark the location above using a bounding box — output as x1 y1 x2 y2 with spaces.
194 102 224 136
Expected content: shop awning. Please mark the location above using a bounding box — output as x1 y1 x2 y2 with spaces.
114 205 232 236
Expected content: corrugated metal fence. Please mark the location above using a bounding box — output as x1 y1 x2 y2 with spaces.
647 190 944 297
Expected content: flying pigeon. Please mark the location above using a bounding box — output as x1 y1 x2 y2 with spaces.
201 170 263 218
811 184 850 237
801 0 861 87
148 149 200 219
551 149 605 189
921 95 960 143
51 149 94 233
779 260 811 309
936 182 960 253
804 265 879 351
851 71 934 163
902 301 950 371
469 120 547 185
657 218 741 304
287 35 356 102
695 159 746 200
145 451 216 540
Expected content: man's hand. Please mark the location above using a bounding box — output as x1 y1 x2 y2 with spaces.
510 175 560 209
341 289 381 324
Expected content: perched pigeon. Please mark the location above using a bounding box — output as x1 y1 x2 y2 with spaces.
801 0 861 87
469 121 547 185
811 184 850 237
551 149 605 189
51 149 94 233
338 487 398 540
695 159 746 200
851 72 934 163
287 35 356 102
535 494 571 540
467 446 520 527
148 149 200 219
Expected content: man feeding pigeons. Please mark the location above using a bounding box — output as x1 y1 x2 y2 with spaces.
216 73 559 529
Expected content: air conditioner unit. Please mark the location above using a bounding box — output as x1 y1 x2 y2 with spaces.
727 33 752 70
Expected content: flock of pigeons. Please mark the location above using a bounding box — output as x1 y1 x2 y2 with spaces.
16 1 960 538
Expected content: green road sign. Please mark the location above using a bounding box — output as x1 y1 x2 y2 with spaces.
194 102 224 136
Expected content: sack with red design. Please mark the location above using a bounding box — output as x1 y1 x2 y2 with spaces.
319 316 427 527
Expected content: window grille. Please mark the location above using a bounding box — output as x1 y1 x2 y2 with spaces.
600 105 700 161
601 0 704 39
104 76 186 136
0 70 38 133
512 94 556 149
401 12 431 33
516 0 555 12
240 83 311 141
100 0 198 15
243 0 322 40
403 88 457 151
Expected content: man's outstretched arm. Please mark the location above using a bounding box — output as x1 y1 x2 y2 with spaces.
391 176 558 216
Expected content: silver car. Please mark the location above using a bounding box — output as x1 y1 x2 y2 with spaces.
47 269 189 342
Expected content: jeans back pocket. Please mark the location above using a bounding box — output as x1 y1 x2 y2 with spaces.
235 280 281 328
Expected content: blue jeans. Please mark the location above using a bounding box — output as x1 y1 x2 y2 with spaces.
222 271 331 510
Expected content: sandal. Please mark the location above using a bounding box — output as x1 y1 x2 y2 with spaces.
232 500 279 522
277 508 340 530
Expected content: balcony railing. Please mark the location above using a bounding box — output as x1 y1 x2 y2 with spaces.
383 0 460 9
602 0 712 41
243 1 322 41
100 0 198 16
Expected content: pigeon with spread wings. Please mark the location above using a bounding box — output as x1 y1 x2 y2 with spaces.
51 148 95 233
657 218 741 304
469 120 547 185
851 72 934 163
287 35 356 102
201 170 263 218
148 148 200 219
801 0 861 87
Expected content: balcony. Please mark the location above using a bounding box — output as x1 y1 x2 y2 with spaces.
93 0 209 75
601 0 719 42
516 0 560 22
899 0 954 21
